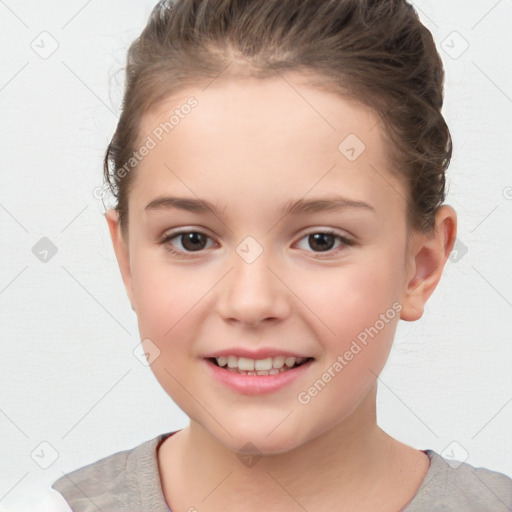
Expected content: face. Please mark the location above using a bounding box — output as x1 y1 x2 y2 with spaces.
108 73 423 454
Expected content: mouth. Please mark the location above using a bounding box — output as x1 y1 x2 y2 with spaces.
206 355 315 376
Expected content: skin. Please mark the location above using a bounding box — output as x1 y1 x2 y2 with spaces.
105 72 457 512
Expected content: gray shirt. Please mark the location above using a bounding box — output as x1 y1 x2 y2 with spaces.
51 431 512 511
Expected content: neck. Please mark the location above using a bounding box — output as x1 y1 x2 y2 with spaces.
158 383 425 512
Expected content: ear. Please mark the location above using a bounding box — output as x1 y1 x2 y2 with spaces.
105 209 136 312
400 205 457 321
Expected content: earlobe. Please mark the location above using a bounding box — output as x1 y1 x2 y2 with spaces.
400 205 457 321
105 209 136 312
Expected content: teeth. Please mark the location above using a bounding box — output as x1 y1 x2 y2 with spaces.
285 357 296 367
213 355 309 372
272 355 285 368
254 358 273 371
238 357 254 371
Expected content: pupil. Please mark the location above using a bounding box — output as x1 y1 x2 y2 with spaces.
182 232 206 251
309 233 335 252
180 233 335 253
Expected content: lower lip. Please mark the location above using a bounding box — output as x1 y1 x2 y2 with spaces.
203 358 314 395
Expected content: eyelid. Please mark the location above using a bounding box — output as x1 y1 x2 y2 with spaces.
293 228 354 258
295 226 353 241
160 227 217 256
160 226 354 258
160 226 213 242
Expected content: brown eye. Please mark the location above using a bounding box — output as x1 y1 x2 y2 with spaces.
161 230 215 255
295 229 353 257
307 233 337 252
178 232 208 251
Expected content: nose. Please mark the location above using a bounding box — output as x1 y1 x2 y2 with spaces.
215 247 291 327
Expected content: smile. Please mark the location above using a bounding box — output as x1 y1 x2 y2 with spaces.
209 355 312 375
204 356 315 395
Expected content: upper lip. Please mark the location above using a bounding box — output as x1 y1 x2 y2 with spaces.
203 348 314 360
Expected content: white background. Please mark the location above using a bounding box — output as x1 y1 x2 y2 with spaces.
1 1 511 509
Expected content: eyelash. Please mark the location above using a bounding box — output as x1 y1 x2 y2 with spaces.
160 228 354 259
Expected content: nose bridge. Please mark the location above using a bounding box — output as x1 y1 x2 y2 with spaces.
216 235 290 324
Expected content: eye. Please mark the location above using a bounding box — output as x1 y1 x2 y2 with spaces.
160 228 354 258
160 230 216 256
295 229 353 257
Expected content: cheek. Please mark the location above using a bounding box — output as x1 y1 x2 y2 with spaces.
289 255 403 394
131 260 205 410
295 258 402 334
130 252 205 354
294 266 400 423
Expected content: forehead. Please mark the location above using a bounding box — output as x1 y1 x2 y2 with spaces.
131 73 406 221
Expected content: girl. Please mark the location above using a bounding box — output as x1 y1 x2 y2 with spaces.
42 0 511 510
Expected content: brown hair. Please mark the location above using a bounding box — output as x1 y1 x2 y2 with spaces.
103 0 451 240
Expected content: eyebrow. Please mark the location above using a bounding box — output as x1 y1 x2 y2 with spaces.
144 195 375 217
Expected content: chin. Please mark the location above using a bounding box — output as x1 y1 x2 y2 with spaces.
200 417 312 457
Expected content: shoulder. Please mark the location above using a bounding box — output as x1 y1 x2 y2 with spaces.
404 449 512 512
51 432 173 512
33 489 73 512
